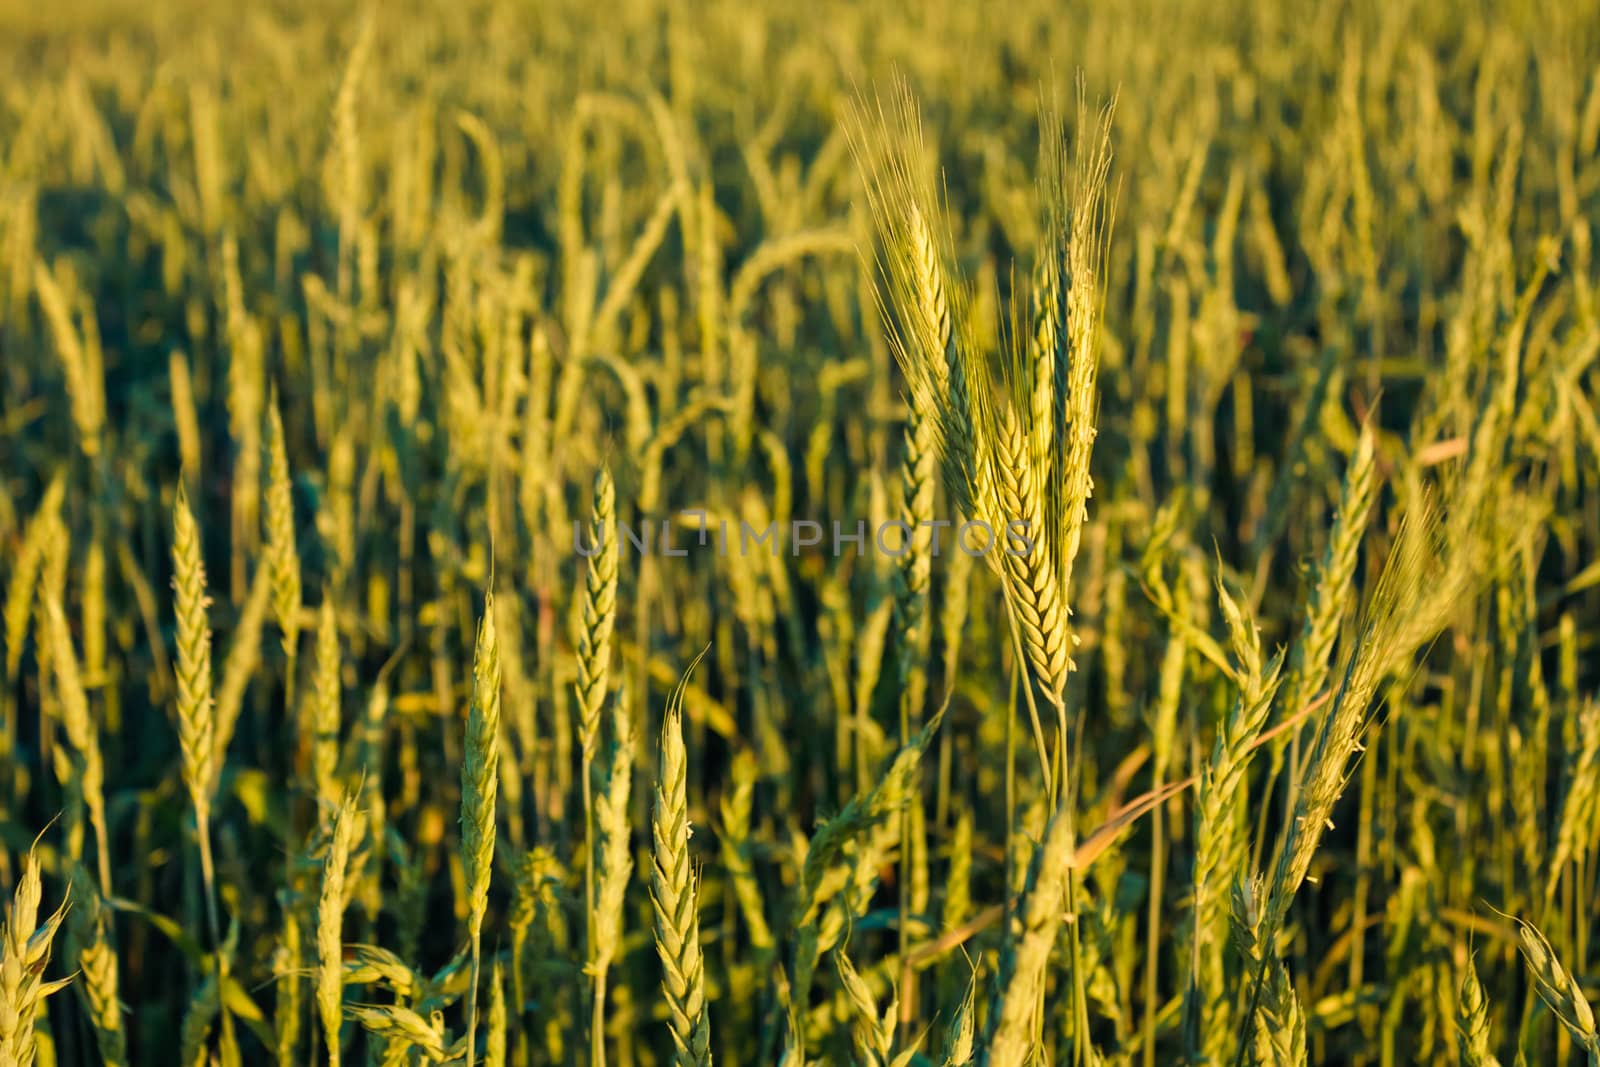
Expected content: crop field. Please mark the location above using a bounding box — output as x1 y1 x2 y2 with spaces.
3 0 1600 1064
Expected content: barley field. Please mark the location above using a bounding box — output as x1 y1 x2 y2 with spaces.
2 0 1599 1064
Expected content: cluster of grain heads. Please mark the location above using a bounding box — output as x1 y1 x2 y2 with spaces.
1188 579 1283 1061
4 5 1600 1064
1257 496 1463 946
650 654 712 1067
977 768 1088 1067
344 1002 453 1063
0 849 72 1067
835 949 914 1067
1225 876 1305 1066
788 730 928 1017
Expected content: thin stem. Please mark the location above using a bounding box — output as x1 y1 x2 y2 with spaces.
583 752 602 1067
591 971 608 1067
466 935 482 1067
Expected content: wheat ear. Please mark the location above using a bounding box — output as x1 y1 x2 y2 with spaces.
316 794 359 1067
172 482 224 957
462 594 502 1067
67 867 126 1067
1456 953 1502 1067
651 655 712 1067
0 848 73 1067
1514 915 1599 1054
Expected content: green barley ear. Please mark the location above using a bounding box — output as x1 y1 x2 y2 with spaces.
835 949 897 1067
1278 422 1378 735
1249 959 1307 1067
1190 579 1284 1059
790 736 928 1009
651 654 712 1067
1513 915 1599 1053
844 83 981 518
941 973 976 1066
461 594 502 1067
0 847 74 1066
344 1003 450 1062
265 390 302 658
317 794 359 1067
1052 92 1116 596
